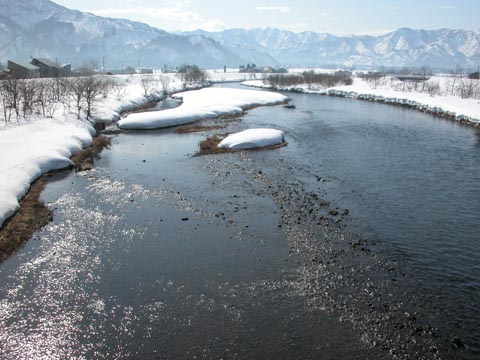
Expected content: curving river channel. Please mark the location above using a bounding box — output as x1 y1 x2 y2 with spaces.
0 83 479 359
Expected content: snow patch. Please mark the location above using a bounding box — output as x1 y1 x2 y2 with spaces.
0 119 94 227
117 88 288 130
218 128 285 150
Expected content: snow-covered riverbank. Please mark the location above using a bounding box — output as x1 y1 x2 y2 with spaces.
0 75 182 228
118 88 288 129
242 78 480 126
0 74 288 228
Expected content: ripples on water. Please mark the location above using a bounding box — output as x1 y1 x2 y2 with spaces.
0 171 160 358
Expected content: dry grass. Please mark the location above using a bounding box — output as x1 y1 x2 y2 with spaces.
196 134 287 156
250 142 288 151
0 135 112 261
71 136 111 171
196 134 233 156
176 124 227 134
0 177 52 261
119 100 158 117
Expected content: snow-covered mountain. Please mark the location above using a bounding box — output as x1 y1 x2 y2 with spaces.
184 28 480 69
0 0 246 68
181 29 280 67
1 0 478 70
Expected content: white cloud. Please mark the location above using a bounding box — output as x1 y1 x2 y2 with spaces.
199 19 227 32
89 1 200 24
441 5 455 10
255 6 291 13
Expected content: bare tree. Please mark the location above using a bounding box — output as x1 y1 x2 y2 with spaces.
424 80 441 96
83 74 108 119
1 79 20 119
159 75 171 95
0 80 16 124
141 75 154 98
111 78 128 101
449 65 464 95
176 65 208 89
67 77 87 119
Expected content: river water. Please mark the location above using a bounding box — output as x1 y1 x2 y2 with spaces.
0 84 479 359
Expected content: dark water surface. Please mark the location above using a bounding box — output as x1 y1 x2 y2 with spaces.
0 84 479 359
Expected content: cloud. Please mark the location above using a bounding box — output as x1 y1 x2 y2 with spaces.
199 19 227 32
441 5 455 10
255 6 291 13
89 1 200 24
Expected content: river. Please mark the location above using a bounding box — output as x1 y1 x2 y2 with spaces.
0 83 479 359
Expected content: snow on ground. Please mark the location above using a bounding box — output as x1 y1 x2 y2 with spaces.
0 119 95 227
206 69 261 83
117 88 288 130
242 77 480 124
218 128 285 150
0 76 287 226
0 74 181 227
91 74 189 123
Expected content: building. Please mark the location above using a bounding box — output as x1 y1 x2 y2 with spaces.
138 68 154 74
31 58 63 78
124 66 137 75
61 64 72 76
0 69 10 80
7 60 40 79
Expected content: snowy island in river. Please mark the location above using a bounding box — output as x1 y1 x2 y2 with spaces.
117 88 288 130
218 129 286 150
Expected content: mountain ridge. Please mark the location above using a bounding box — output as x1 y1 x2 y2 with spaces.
0 0 478 70
0 0 247 68
183 27 480 69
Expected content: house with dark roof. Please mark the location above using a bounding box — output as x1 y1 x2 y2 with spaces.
31 58 63 78
61 64 72 76
0 69 10 80
7 60 40 78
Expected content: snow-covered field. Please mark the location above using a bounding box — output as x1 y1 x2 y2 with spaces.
118 88 288 130
242 77 480 125
206 69 261 83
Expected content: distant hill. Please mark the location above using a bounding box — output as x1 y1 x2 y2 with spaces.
183 27 480 69
0 0 247 69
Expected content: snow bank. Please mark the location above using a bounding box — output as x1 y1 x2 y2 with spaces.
91 74 197 124
0 74 204 228
0 119 95 227
243 78 480 125
117 88 288 130
218 128 285 150
325 78 480 125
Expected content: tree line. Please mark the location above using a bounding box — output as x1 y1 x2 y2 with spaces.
0 62 210 125
264 70 353 88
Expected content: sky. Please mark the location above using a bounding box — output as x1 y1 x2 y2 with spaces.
53 0 480 35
